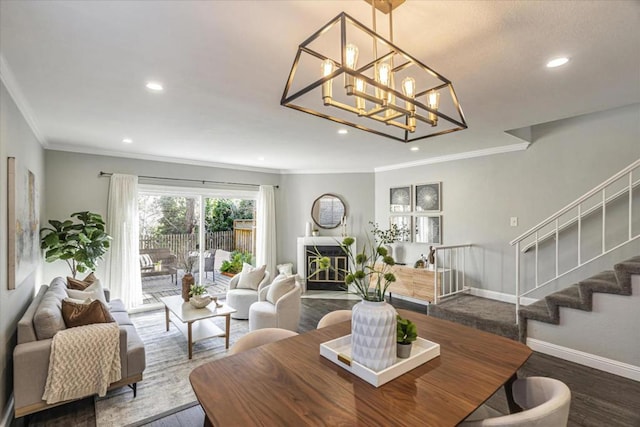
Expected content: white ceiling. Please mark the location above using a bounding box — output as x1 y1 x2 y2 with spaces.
1 1 638 173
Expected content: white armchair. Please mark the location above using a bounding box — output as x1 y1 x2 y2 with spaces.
226 268 270 320
248 276 301 332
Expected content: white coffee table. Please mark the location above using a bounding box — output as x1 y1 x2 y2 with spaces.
160 295 237 359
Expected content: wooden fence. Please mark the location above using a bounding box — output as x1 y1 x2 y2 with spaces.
140 223 255 256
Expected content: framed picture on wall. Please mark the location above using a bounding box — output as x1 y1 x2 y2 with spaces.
415 182 441 212
390 186 412 213
389 215 412 242
7 157 40 290
414 215 442 244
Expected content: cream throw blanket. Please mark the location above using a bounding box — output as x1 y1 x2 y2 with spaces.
43 322 121 404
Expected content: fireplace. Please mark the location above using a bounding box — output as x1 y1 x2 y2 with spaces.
296 237 356 293
306 246 348 291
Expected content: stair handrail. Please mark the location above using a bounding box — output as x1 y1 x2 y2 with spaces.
510 158 640 324
510 158 639 246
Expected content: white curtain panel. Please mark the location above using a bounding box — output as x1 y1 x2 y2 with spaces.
256 185 276 283
105 174 143 309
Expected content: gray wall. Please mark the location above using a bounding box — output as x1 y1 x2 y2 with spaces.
0 81 46 423
44 150 281 280
277 172 375 272
375 104 640 294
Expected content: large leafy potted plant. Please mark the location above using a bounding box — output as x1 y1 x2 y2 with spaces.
40 211 111 278
316 222 406 371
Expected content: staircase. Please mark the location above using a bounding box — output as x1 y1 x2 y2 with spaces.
518 255 640 342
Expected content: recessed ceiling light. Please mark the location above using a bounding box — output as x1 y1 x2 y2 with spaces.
410 147 419 152
338 129 348 135
258 156 265 161
145 81 164 91
122 138 133 144
546 57 569 68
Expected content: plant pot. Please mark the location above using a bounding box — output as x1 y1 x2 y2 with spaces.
221 272 236 278
190 295 212 309
351 300 396 372
397 342 413 359
182 273 195 302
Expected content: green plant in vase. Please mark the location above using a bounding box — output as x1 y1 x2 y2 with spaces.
396 315 418 359
313 222 408 372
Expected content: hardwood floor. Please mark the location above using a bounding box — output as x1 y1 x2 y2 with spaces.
14 297 640 427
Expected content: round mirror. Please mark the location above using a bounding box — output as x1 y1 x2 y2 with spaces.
311 193 346 229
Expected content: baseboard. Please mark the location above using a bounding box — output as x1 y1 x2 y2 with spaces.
1 394 14 427
468 288 538 306
527 338 640 382
386 292 430 307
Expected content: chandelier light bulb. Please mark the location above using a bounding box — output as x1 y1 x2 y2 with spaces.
377 63 391 86
401 77 415 98
345 44 359 69
321 59 334 102
427 91 440 125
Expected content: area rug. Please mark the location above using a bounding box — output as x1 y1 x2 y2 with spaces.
95 307 249 427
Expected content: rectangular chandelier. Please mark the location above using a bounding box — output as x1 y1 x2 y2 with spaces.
281 5 467 143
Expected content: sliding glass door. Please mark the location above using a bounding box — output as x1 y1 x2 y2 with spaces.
137 185 257 309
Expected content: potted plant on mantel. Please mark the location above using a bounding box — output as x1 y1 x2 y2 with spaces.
396 315 418 358
40 211 111 278
220 251 253 277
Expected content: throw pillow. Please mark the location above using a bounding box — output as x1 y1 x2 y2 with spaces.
139 254 153 268
33 289 67 340
67 272 97 290
236 263 266 290
66 279 108 308
277 263 294 276
61 299 115 328
266 275 297 304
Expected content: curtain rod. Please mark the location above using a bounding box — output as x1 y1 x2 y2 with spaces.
98 172 279 189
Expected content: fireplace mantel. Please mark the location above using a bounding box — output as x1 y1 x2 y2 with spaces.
296 236 356 293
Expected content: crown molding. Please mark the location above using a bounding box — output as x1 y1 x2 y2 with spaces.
0 54 47 147
373 142 531 172
46 143 283 175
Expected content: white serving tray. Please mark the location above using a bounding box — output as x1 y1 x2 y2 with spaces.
320 335 440 387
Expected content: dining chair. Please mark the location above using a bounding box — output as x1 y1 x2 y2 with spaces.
317 310 352 328
459 376 571 426
228 328 298 355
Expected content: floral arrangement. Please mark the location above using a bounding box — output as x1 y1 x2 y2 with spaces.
315 222 407 302
189 283 207 297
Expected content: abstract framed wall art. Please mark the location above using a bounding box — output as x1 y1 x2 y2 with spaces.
414 215 442 244
7 157 40 289
390 186 412 213
415 182 441 212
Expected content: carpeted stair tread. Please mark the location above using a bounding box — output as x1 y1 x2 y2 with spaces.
545 285 590 311
519 300 555 324
518 255 640 342
428 295 519 341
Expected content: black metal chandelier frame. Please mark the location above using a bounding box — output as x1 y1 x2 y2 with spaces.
281 12 468 143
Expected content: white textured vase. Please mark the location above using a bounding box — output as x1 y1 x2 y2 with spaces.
351 300 397 371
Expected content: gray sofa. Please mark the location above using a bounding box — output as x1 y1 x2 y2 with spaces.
13 277 146 418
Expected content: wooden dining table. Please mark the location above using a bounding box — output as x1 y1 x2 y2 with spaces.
190 309 532 426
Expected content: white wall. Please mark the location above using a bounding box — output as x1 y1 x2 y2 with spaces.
277 172 375 273
375 104 640 294
0 81 45 424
